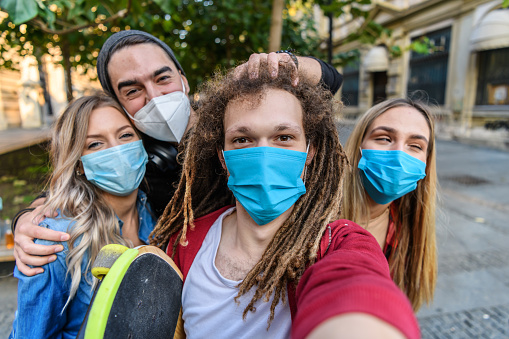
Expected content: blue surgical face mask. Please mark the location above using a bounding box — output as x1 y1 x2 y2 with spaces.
358 149 426 205
223 146 308 225
81 140 148 196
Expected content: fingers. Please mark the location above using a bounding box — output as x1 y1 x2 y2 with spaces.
13 232 63 276
24 225 70 243
41 205 58 219
272 52 299 87
15 232 65 256
17 211 69 243
13 242 59 276
14 255 44 276
32 204 56 225
247 53 266 79
267 52 281 78
241 52 299 86
233 62 248 79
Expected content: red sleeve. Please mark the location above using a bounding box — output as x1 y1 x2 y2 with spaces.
166 206 233 282
292 220 420 339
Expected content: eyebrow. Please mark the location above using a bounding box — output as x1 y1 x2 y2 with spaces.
370 126 396 135
274 124 303 133
370 126 429 144
153 66 174 77
86 125 133 139
117 66 175 92
225 126 250 134
225 124 303 135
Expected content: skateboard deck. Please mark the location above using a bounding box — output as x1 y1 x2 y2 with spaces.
76 245 184 339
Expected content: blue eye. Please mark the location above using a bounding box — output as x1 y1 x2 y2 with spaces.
120 132 134 139
87 141 101 149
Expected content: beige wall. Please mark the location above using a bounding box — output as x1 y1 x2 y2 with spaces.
0 52 100 131
319 0 509 128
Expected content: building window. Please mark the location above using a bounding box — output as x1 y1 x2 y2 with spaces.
407 27 451 105
341 60 359 106
476 47 509 106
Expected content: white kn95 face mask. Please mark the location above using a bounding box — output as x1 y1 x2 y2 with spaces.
126 78 191 143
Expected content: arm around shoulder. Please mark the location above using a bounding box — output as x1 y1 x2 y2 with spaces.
12 203 69 276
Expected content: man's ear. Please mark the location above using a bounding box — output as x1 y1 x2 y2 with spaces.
180 72 190 95
306 144 316 166
217 147 227 171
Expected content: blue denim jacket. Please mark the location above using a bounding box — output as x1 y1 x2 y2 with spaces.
9 190 157 339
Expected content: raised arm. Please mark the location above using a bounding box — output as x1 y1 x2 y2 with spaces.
12 199 68 276
238 52 343 94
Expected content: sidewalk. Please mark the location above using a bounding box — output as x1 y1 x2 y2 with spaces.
0 127 52 155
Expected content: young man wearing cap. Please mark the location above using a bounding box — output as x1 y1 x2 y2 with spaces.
12 30 343 276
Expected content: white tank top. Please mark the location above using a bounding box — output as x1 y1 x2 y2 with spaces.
182 207 291 339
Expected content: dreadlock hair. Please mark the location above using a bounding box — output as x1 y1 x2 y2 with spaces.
341 98 437 311
151 64 347 326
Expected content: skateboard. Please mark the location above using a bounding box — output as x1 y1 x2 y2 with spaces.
76 244 185 339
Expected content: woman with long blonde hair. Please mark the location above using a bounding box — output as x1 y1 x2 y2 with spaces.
341 98 437 311
10 94 157 338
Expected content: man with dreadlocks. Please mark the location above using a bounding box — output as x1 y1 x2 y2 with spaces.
12 30 343 277
151 64 420 339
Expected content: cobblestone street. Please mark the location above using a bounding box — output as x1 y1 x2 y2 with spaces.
0 262 16 336
420 304 509 338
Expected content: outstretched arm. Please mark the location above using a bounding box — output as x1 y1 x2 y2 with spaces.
307 314 406 339
293 221 419 339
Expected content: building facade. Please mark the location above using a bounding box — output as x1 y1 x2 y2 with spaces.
320 0 509 135
0 54 99 131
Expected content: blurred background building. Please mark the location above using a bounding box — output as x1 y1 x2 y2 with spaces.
318 0 509 142
0 52 99 131
1 0 508 147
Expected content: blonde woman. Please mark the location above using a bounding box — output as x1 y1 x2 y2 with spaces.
342 98 437 311
10 94 157 338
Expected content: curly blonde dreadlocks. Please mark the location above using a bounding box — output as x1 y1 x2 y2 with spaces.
151 64 347 326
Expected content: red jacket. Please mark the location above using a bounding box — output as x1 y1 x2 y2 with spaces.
167 206 420 339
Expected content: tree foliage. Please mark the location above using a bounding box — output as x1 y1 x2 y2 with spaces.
0 0 321 96
0 0 438 97
312 0 434 67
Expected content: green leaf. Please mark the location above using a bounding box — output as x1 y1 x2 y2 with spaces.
503 0 509 8
68 4 84 19
153 0 173 14
0 0 39 24
42 6 56 29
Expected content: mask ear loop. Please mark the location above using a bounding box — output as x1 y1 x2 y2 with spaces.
180 77 187 93
220 149 227 172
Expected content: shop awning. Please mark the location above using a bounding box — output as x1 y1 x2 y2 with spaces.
470 9 509 51
363 46 389 72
